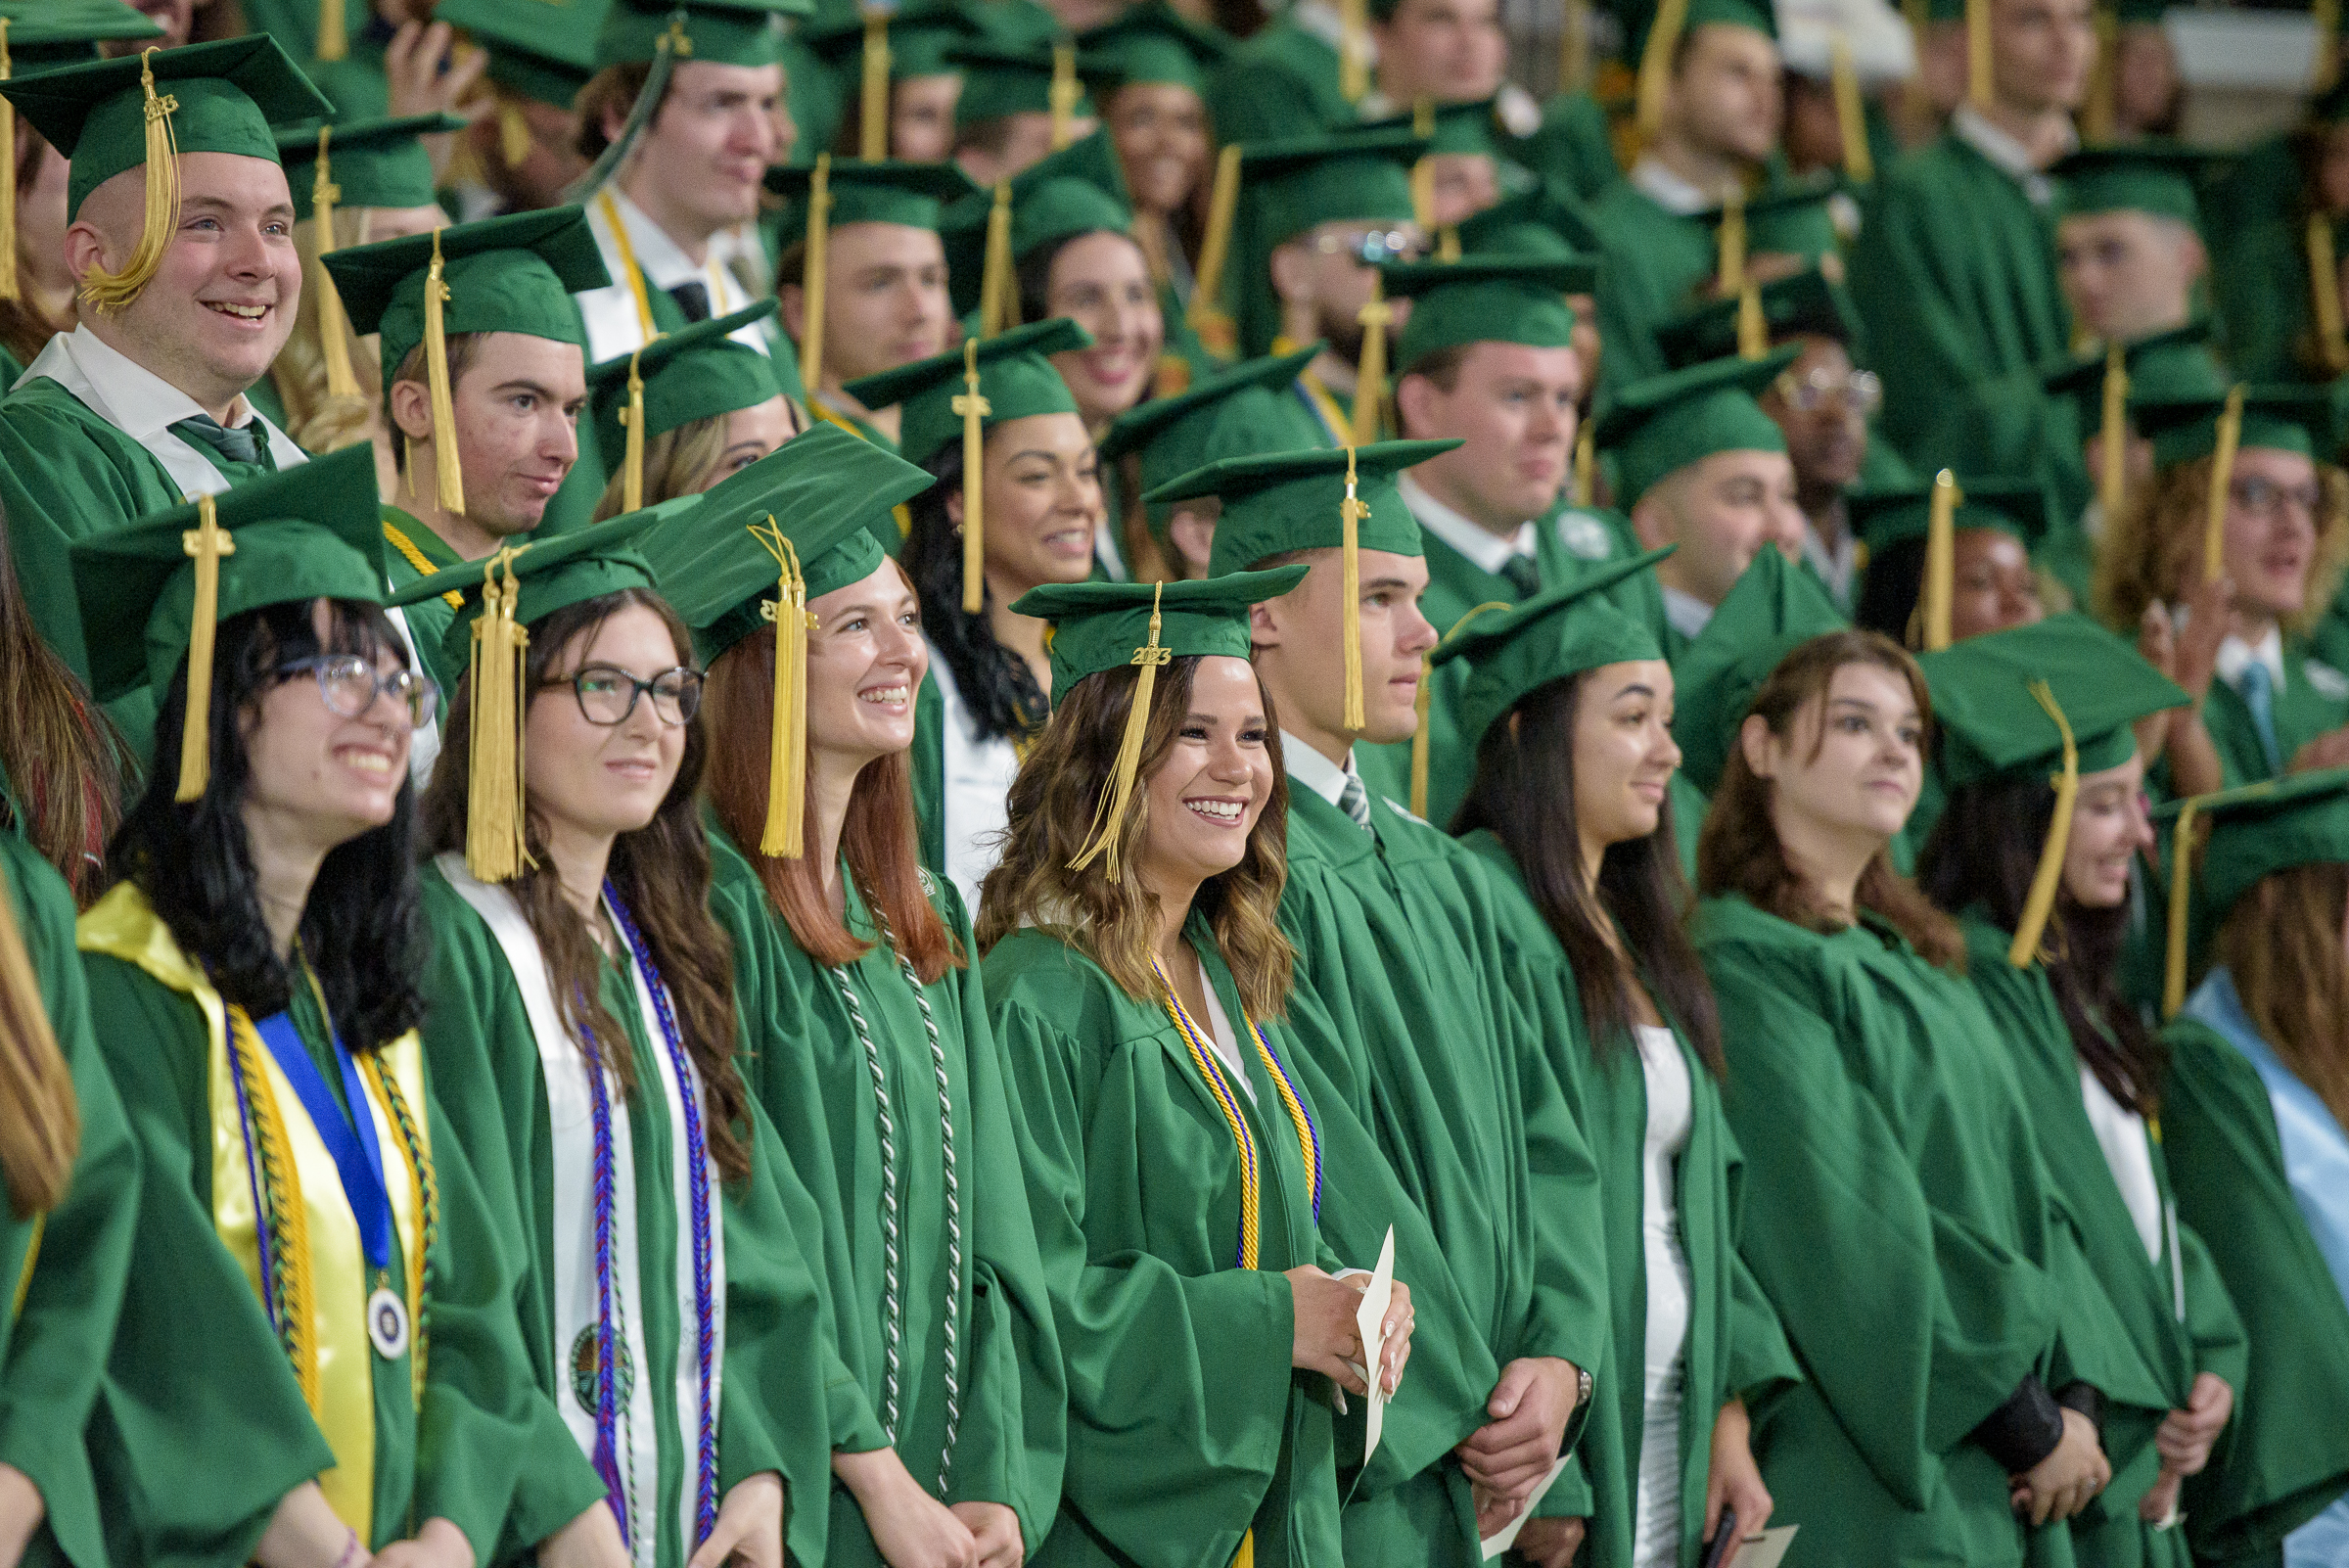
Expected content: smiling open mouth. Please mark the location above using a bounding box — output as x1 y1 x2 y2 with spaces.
859 683 909 705
1185 798 1243 823
207 301 268 320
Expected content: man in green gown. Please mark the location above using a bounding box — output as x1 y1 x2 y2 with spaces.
0 37 332 762
1849 0 2093 477
1169 442 1611 1562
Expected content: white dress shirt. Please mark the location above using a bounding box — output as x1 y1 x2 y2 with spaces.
1950 104 2075 208
1628 156 1717 216
1280 729 1361 809
1663 586 1715 643
577 185 773 363
1399 474 1536 576
2216 623 2287 698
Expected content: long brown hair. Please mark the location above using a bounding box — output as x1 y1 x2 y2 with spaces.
2216 858 2349 1130
0 124 64 372
0 512 121 906
420 588 754 1182
1453 670 1726 1076
2096 453 2349 638
975 655 1296 1020
0 860 77 1216
701 611 958 984
590 416 730 523
1696 629 1964 967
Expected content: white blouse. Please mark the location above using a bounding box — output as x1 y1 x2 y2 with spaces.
928 644 1025 914
1634 1024 1695 1568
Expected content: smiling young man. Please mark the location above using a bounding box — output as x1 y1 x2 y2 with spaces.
1154 439 1609 1568
0 36 332 760
322 208 612 704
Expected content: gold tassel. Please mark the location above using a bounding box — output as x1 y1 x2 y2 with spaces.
497 101 533 168
1920 468 1958 652
311 127 361 402
2083 5 2117 142
81 49 180 316
2161 795 2206 1018
860 7 892 161
175 493 236 803
1735 282 1767 358
1829 32 1874 183
1409 159 1436 235
1717 186 1746 296
980 180 1016 339
2318 0 2341 93
1340 445 1367 731
1438 223 1460 262
2309 215 2349 376
1967 0 1993 112
1069 581 1171 881
620 346 649 513
1559 0 1589 93
2204 385 2243 583
2097 340 2128 526
1635 0 1689 146
317 0 346 61
2006 679 2080 966
465 548 530 883
1408 651 1432 817
1573 422 1595 506
802 154 834 392
1352 278 1391 444
424 229 467 517
1188 147 1242 359
0 21 17 304
1050 43 1081 151
1901 0 1933 125
953 339 990 614
750 518 811 856
1339 0 1369 103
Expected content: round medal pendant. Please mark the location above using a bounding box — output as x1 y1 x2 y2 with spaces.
368 1285 412 1360
570 1324 636 1409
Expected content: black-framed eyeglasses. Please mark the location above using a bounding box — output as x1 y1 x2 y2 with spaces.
277 655 438 727
2230 476 2322 520
539 664 705 727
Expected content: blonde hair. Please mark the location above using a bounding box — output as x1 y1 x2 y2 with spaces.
2096 454 2349 637
2216 859 2349 1131
269 210 385 458
590 415 731 522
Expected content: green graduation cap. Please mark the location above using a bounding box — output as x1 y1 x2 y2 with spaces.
844 316 1090 609
1669 542 1849 794
807 1 983 88
325 207 612 518
1851 475 2052 555
1380 254 1591 374
1456 178 1600 259
1359 97 1505 161
941 128 1130 322
1635 0 1775 56
596 0 807 69
0 0 161 71
1596 347 1798 505
949 37 1092 127
587 299 784 510
438 0 604 108
2052 142 2226 227
1431 546 1676 754
765 157 975 391
1012 565 1310 879
637 423 933 853
2041 319 2228 438
2155 766 2349 1016
277 113 463 224
1075 1 1228 94
2134 384 2340 470
69 444 384 801
1697 177 1846 278
1231 126 1426 358
1656 266 1862 370
1098 342 1324 535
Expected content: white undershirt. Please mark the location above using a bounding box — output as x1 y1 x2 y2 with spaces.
927 646 1023 913
2216 623 2287 698
1663 587 1716 644
1635 1024 1695 1568
2079 1066 2164 1266
1193 956 1257 1104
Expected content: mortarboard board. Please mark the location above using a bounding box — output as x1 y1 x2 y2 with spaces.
1075 2 1228 95
2133 384 2339 470
1669 543 1849 794
1656 265 1861 369
1595 348 1797 505
586 300 785 511
596 0 808 69
1098 342 1325 535
1381 254 1591 374
940 128 1130 326
2052 141 2228 228
277 113 463 224
2155 766 2349 1016
1431 546 1675 755
438 0 604 108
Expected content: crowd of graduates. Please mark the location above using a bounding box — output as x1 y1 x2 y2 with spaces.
7 0 2349 1565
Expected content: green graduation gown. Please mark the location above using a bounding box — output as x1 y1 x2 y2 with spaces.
705 834 1067 1562
1273 786 1610 1560
1848 135 2069 479
77 879 599 1561
2155 1000 2349 1564
1691 895 2118 1568
1206 19 1354 146
0 839 140 1568
380 507 473 700
1513 93 1621 205
1958 916 2250 1567
1587 180 1717 396
1462 832 1800 1568
982 915 1361 1568
414 857 840 1568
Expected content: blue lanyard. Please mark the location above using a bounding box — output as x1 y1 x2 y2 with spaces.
253 1006 394 1272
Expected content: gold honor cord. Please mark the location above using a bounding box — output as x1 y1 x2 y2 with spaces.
466 547 531 882
82 50 180 315
2006 680 2079 967
953 339 990 613
0 20 17 303
177 493 236 801
382 521 466 611
2098 342 2129 527
802 155 835 392
860 8 893 160
312 126 364 402
1918 469 1958 653
1069 582 1170 881
2203 386 2244 584
750 518 813 856
598 190 661 345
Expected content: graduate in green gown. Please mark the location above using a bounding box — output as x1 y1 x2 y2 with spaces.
946 38 1097 188
1850 476 2053 650
1440 556 1799 1568
1677 571 2125 1567
800 3 984 164
640 428 1069 1566
975 571 1419 1567
425 0 600 222
70 448 615 1566
1915 615 2254 1565
582 300 798 523
2152 770 2349 1565
0 37 333 761
323 208 613 704
1176 442 1612 1561
392 513 853 1568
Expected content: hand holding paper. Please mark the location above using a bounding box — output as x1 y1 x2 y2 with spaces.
1353 1227 1399 1463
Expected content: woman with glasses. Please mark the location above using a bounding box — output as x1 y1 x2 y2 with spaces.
396 512 842 1568
2096 389 2349 790
69 450 619 1568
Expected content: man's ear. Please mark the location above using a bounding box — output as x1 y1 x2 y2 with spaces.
1393 370 1437 438
63 217 114 289
387 378 435 442
1249 594 1283 649
1168 506 1217 578
1267 240 1313 308
1738 712 1776 778
1630 488 1674 552
944 484 963 529
2181 229 2209 288
777 283 806 343
601 96 633 150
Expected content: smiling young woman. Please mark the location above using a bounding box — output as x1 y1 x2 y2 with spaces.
974 572 1416 1568
69 449 613 1568
644 431 1066 1568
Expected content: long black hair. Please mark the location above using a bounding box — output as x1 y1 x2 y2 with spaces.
1854 532 1926 645
900 438 1050 747
1452 672 1724 1075
1917 774 2165 1115
108 598 427 1053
